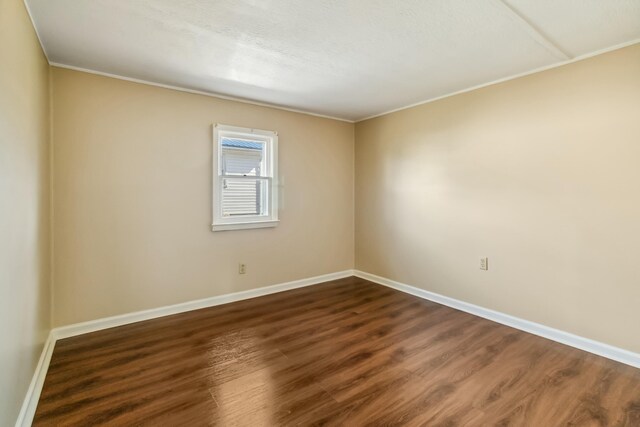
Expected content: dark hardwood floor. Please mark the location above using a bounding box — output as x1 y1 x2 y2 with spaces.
34 276 640 426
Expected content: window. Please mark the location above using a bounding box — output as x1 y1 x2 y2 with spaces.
212 124 278 231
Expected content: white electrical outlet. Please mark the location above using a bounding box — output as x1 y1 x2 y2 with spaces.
480 258 488 271
239 263 246 274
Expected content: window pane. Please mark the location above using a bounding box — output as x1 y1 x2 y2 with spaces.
221 178 268 217
213 126 277 230
221 138 265 177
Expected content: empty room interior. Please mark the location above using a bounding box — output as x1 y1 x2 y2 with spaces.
2 0 640 425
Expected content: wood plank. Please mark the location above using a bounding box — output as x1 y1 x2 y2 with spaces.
33 277 640 426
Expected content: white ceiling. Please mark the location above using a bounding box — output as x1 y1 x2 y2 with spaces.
25 0 640 121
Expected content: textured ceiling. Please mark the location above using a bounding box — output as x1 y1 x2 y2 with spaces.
25 0 640 121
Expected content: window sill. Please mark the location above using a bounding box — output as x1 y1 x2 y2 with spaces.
211 220 279 232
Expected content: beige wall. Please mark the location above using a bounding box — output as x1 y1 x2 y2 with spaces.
0 0 51 424
51 67 354 326
355 44 640 353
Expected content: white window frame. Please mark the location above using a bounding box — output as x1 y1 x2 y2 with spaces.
212 124 279 231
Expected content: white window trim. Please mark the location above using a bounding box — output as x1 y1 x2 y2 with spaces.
212 124 279 232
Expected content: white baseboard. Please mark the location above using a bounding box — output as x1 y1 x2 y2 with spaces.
354 270 640 369
53 270 354 340
15 269 353 426
15 332 56 427
17 268 638 426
